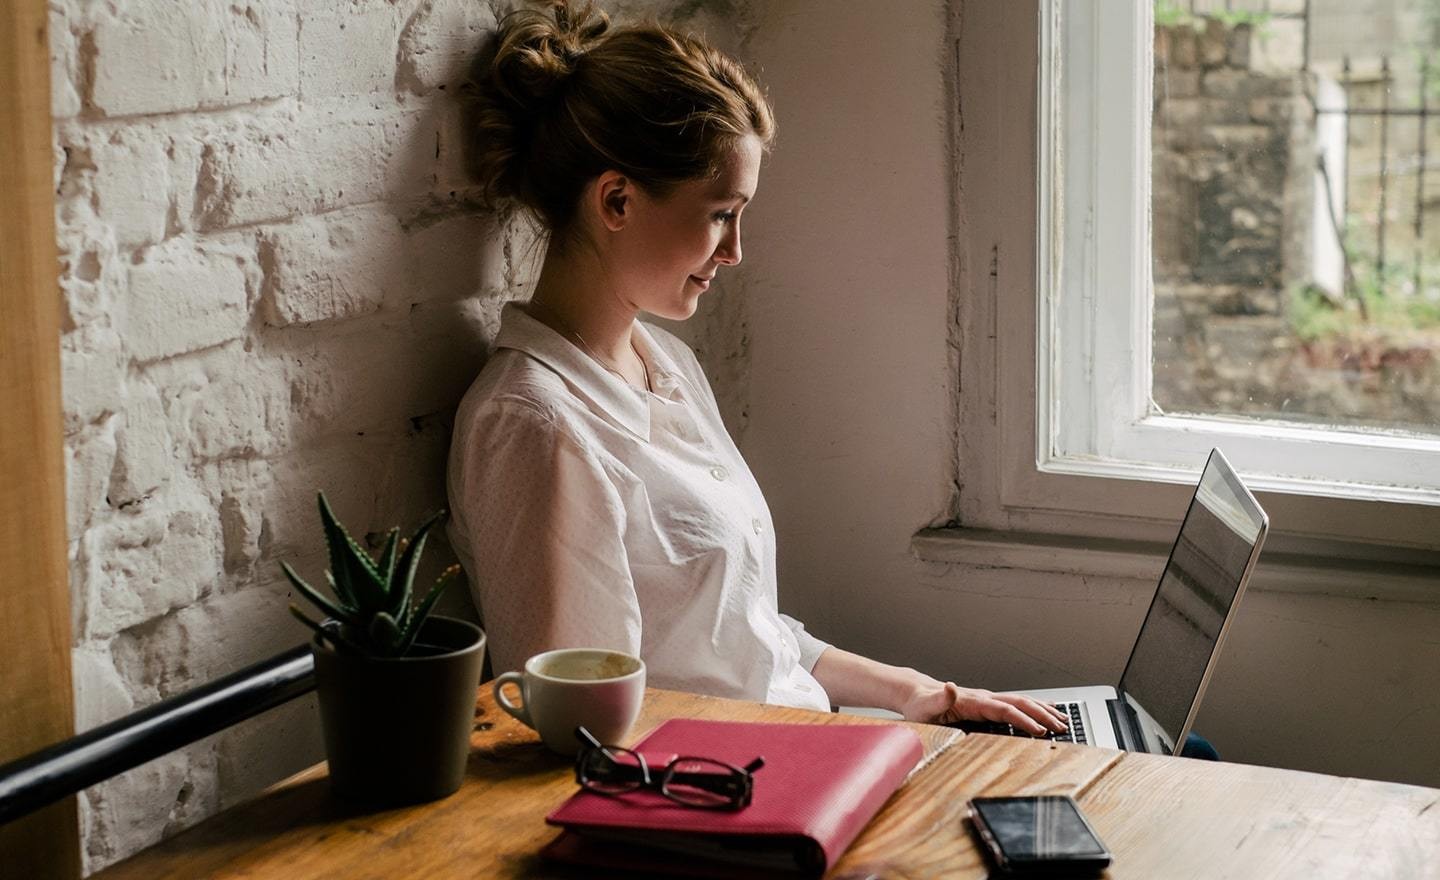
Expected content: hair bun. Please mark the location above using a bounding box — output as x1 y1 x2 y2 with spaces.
489 1 609 107
552 0 610 49
464 1 609 204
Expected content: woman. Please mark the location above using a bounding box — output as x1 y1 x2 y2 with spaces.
447 0 1066 736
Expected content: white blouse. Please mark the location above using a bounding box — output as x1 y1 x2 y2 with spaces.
446 302 832 712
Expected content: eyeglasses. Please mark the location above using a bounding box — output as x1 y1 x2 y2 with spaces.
573 726 765 810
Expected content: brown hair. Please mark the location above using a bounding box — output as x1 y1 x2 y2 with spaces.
465 0 775 248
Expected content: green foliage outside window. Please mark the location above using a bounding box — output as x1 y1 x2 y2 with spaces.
1154 1 1272 31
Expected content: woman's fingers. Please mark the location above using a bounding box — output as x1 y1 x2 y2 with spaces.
993 694 1069 734
995 702 1049 736
1021 698 1068 725
949 687 1069 735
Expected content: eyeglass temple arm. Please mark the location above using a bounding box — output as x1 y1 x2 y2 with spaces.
574 726 605 750
744 756 765 774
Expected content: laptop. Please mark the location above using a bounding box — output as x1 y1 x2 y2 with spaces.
959 448 1269 754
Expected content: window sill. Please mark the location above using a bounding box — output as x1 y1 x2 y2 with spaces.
911 527 1440 605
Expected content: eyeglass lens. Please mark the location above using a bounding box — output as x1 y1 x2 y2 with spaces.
578 746 647 794
661 758 748 807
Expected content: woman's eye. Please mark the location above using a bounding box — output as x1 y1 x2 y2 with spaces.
714 211 737 223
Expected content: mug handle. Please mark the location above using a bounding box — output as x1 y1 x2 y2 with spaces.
493 672 533 729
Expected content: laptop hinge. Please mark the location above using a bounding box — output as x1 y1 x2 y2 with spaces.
1107 696 1149 753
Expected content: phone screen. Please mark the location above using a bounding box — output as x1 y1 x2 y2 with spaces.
969 796 1110 867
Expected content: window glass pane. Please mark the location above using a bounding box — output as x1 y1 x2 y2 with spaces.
1152 0 1440 435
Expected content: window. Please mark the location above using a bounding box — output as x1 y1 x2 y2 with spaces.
947 1 1440 555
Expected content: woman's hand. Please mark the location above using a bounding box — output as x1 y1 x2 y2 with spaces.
898 678 1068 736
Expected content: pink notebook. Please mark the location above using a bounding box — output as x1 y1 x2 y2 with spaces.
544 718 924 877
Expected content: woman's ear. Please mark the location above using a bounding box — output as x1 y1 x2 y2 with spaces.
594 171 630 232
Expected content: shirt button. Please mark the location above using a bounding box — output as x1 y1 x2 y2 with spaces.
709 465 728 481
752 518 763 535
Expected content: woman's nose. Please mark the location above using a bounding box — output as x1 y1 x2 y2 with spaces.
715 225 742 266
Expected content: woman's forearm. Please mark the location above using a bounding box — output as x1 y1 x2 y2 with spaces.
809 647 936 714
810 646 1069 734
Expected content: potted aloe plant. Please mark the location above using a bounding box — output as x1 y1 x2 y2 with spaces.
283 492 486 805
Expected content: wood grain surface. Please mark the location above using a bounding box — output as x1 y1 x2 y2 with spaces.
0 1 80 877
1078 750 1440 879
92 685 1440 880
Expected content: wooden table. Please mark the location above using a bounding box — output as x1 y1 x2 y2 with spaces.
95 686 1440 879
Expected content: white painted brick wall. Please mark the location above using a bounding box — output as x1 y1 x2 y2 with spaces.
173 346 295 460
76 500 218 641
299 4 404 99
258 207 404 326
107 379 175 507
397 0 499 92
398 212 510 304
48 6 82 118
88 129 173 249
194 114 397 229
89 0 299 117
122 237 252 362
48 1 737 872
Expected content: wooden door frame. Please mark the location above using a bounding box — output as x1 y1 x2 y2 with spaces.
0 1 81 876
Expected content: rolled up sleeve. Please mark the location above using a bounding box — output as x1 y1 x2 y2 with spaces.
778 613 831 672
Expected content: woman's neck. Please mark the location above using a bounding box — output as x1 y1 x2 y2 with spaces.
527 245 646 383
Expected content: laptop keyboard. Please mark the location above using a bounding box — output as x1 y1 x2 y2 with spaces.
954 702 1089 745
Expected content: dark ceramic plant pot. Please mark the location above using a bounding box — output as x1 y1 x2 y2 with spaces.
312 615 486 805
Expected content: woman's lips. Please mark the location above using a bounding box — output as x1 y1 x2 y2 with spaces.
689 275 711 290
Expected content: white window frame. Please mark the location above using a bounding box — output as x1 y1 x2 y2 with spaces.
946 0 1440 557
1047 0 1440 505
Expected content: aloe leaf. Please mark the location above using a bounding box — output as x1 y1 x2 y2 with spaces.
316 492 357 610
341 532 387 611
319 493 387 612
367 612 404 657
391 509 447 619
290 605 327 640
398 564 459 654
376 527 401 583
390 538 410 621
323 571 352 612
342 529 384 582
281 562 351 624
289 605 367 656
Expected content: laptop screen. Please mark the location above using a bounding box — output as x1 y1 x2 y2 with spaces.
1116 450 1267 750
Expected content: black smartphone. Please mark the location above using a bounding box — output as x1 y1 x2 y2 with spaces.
967 795 1112 875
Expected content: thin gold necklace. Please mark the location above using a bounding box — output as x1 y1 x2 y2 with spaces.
574 328 653 394
531 303 651 393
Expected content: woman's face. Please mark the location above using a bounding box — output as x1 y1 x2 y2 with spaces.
611 133 762 321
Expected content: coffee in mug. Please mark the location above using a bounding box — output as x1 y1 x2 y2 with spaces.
492 648 645 755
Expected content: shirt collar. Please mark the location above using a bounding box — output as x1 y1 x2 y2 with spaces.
493 302 659 442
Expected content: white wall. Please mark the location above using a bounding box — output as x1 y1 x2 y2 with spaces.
732 0 1440 790
737 0 955 639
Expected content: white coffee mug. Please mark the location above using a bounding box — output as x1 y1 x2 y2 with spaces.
492 648 646 756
